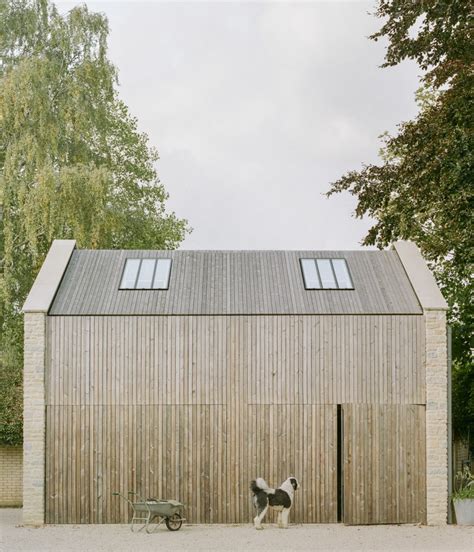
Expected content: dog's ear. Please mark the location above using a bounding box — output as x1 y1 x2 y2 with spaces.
290 477 298 490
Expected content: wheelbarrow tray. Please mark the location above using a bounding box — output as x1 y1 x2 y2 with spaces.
134 499 183 517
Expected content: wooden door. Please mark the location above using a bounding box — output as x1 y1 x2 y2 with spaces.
342 404 426 524
45 403 338 523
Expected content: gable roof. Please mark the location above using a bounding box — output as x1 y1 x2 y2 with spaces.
48 249 423 315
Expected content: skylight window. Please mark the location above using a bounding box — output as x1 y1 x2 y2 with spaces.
136 259 156 289
301 259 321 289
120 259 141 289
331 259 353 289
119 258 172 290
317 259 336 288
300 258 354 290
153 258 172 289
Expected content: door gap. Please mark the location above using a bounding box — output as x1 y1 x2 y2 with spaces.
337 404 343 523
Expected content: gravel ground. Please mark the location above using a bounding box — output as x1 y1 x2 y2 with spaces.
1 509 473 552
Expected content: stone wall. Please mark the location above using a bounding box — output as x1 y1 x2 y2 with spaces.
23 312 46 525
0 445 23 506
425 310 448 525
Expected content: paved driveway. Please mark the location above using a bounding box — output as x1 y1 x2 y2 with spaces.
1 509 473 551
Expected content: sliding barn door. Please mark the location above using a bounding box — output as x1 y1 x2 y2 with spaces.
342 404 426 524
45 404 338 523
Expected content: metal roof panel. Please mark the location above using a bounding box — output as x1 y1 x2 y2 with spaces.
49 249 423 315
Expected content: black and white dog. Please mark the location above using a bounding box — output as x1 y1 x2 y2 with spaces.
250 477 299 529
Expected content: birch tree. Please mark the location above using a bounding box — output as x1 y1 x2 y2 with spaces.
0 0 189 443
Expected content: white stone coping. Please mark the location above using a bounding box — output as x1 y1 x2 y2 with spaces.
392 241 448 311
23 240 76 313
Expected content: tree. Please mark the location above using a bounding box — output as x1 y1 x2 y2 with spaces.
0 0 189 444
327 1 473 439
452 360 474 443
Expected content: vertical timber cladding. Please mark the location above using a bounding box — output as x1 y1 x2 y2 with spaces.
342 404 426 524
45 314 425 524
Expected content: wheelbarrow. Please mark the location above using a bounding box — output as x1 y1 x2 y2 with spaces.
113 491 185 532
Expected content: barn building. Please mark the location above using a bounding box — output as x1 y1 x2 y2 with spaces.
22 240 449 526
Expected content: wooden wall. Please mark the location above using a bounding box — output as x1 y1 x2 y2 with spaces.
46 315 425 406
45 404 337 524
343 404 426 524
45 315 425 524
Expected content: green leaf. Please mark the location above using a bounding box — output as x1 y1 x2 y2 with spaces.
0 0 190 445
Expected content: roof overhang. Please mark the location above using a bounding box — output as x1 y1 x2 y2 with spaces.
23 240 76 313
392 241 448 311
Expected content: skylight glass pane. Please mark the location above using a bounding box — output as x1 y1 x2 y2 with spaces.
136 259 156 289
301 259 321 289
317 259 337 289
153 259 172 289
332 259 353 289
120 259 141 289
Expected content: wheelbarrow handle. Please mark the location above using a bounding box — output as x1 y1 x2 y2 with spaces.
112 491 135 509
127 491 148 506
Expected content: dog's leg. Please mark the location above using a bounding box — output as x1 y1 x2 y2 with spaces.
253 504 268 530
277 510 283 528
281 508 290 528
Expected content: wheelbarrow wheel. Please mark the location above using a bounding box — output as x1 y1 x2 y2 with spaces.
165 513 183 531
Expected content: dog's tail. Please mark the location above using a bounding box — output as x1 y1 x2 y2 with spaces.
250 478 274 495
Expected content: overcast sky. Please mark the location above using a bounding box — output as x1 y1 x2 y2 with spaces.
59 1 420 250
